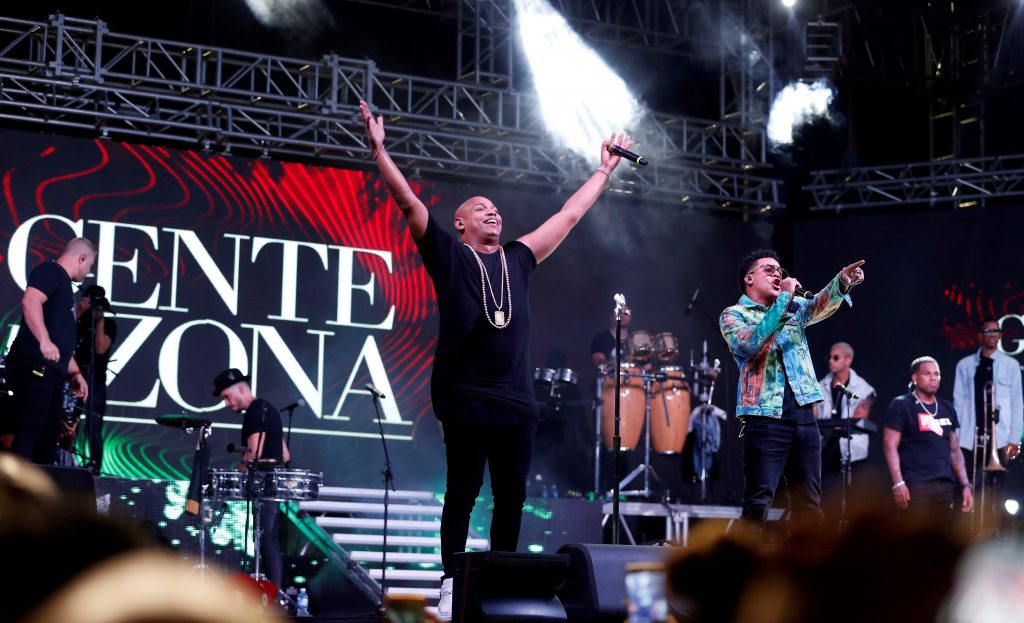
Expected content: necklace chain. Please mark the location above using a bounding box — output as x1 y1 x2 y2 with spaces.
464 244 511 329
913 392 938 416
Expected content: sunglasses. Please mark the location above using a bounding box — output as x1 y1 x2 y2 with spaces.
747 264 789 280
981 328 1002 335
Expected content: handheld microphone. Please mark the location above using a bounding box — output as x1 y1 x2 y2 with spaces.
365 384 387 400
835 382 860 400
685 286 700 314
608 144 648 166
793 286 813 299
280 398 306 412
226 443 251 454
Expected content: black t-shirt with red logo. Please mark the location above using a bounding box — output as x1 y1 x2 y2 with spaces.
884 393 960 484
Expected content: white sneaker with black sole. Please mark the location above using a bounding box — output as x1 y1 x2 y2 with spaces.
436 577 454 621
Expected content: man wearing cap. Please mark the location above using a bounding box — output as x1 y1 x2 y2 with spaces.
74 285 117 474
213 368 290 589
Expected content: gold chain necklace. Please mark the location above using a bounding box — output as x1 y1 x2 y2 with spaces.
464 244 511 328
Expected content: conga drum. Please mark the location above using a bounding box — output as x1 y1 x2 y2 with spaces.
650 366 691 454
601 362 645 451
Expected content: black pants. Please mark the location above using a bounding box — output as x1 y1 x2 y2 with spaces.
5 356 64 465
906 479 957 518
80 365 107 473
259 501 282 589
962 447 1008 530
440 417 538 577
741 416 823 525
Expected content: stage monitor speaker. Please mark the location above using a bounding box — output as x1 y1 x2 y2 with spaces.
556 543 671 623
451 551 570 622
38 465 96 500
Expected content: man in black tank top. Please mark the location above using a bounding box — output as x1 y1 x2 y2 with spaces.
362 100 635 620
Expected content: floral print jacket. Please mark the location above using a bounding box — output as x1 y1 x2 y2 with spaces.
720 274 852 419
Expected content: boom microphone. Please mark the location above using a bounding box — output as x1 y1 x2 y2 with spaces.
365 384 387 400
607 144 649 166
835 382 860 400
226 443 251 454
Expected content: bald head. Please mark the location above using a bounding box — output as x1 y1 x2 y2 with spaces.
453 196 501 244
57 237 96 282
63 237 96 257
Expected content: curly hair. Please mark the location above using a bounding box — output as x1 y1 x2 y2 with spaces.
736 249 780 293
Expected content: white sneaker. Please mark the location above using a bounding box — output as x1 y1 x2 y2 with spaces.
436 577 454 621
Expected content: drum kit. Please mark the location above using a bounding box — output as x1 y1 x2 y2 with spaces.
155 412 323 600
594 331 721 500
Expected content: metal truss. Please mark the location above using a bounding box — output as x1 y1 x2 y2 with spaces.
0 13 782 213
805 155 1024 211
344 0 718 59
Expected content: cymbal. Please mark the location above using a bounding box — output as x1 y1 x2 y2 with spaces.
155 413 212 429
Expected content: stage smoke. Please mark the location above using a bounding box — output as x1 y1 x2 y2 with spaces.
767 79 836 147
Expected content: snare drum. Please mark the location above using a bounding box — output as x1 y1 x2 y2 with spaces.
534 368 556 385
262 468 323 501
653 332 679 363
650 367 691 455
601 363 645 451
206 469 264 500
626 330 654 362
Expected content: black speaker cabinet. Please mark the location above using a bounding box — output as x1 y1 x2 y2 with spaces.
38 464 96 499
556 543 671 623
451 551 570 622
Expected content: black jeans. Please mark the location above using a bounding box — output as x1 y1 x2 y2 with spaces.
5 356 64 465
440 416 538 577
906 479 957 518
259 501 282 589
741 416 823 525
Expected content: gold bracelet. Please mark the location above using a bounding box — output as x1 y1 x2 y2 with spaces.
372 145 384 160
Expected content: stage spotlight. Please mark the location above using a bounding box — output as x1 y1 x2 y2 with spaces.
766 79 836 147
1005 499 1020 516
781 0 797 8
244 0 331 30
513 0 643 162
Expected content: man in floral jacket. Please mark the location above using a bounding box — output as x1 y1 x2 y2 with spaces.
720 249 865 529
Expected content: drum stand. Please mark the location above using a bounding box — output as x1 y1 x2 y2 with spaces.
616 373 660 499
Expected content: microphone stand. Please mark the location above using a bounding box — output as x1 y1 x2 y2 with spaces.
611 295 626 545
369 391 393 613
281 403 298 466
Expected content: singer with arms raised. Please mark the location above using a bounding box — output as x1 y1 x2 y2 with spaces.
720 249 864 532
361 100 634 620
213 368 291 590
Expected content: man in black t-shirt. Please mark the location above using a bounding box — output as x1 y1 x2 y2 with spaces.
213 368 290 589
74 285 118 474
883 356 973 519
590 306 632 367
2 238 96 465
362 100 635 621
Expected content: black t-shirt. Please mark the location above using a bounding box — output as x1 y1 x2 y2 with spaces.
974 355 994 434
241 398 284 463
884 393 960 484
415 215 538 423
780 349 816 424
74 314 119 377
9 262 77 371
830 385 845 418
590 330 625 363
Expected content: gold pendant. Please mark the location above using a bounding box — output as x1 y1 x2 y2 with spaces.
494 310 505 325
